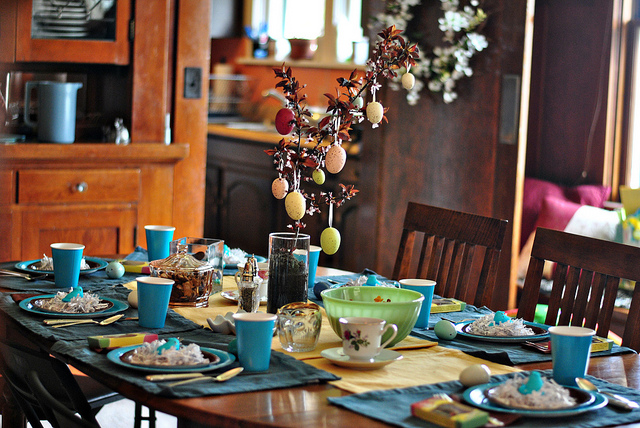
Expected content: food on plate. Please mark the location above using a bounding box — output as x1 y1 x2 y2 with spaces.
38 254 90 270
36 287 109 313
127 338 211 366
466 311 535 337
488 371 577 410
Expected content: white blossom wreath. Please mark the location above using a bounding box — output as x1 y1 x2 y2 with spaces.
372 0 488 104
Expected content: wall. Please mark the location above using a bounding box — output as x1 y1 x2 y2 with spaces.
355 0 528 310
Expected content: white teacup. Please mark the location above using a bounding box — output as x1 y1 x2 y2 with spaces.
339 317 398 361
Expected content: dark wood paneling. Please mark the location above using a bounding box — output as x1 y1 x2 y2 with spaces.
526 0 613 185
356 0 528 309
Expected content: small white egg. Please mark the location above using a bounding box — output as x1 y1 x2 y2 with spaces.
127 290 138 308
353 96 364 109
285 191 306 220
272 177 289 199
459 364 491 387
402 72 416 90
325 145 347 174
366 101 384 124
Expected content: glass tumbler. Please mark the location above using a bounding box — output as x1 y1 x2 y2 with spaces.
267 232 310 314
277 302 322 352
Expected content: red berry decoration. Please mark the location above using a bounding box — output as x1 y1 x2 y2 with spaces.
275 108 295 135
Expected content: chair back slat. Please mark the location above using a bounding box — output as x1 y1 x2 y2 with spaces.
517 227 640 351
392 202 508 308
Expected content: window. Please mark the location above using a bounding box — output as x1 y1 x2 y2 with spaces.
250 0 364 62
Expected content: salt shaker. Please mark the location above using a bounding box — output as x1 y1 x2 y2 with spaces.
234 256 260 313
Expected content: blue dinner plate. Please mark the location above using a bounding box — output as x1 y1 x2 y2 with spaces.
454 320 550 343
15 256 109 276
19 295 129 318
107 345 235 373
463 382 607 418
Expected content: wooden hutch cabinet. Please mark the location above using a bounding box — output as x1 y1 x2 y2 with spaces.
0 0 211 262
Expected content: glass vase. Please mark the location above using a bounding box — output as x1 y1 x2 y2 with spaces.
267 232 310 314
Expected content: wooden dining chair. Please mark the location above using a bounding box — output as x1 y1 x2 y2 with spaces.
392 202 508 307
516 227 640 351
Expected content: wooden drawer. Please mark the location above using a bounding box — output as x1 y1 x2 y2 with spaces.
18 169 141 204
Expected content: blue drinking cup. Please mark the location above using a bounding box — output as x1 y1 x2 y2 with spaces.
233 312 277 372
399 279 436 329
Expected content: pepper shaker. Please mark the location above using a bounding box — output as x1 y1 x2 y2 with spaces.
234 256 260 313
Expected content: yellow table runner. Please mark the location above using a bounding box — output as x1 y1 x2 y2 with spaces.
125 276 520 394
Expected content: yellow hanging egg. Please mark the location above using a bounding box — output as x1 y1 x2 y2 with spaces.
271 177 289 199
312 169 325 185
366 101 384 124
325 145 347 174
402 72 415 90
285 191 306 220
321 227 341 255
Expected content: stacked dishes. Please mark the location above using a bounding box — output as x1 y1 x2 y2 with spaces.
32 0 90 39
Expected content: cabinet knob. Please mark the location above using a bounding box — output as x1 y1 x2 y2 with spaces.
74 181 88 193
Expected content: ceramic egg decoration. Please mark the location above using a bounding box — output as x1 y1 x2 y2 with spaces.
459 364 491 387
127 290 138 308
401 72 415 90
325 145 347 174
312 169 325 185
271 177 289 199
434 320 457 340
353 96 364 109
285 191 306 220
105 261 125 279
275 108 295 135
321 227 341 255
366 101 384 124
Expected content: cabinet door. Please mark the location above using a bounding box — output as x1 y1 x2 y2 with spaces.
19 204 137 260
15 0 131 64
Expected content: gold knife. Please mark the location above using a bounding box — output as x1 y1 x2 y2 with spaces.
146 367 243 383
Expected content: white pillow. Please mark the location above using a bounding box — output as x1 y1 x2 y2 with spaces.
564 205 620 241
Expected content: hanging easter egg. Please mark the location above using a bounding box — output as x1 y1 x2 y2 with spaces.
353 96 364 109
321 227 341 255
285 191 306 220
402 72 415 90
275 108 295 135
325 145 347 174
366 101 384 124
271 177 289 199
312 169 325 185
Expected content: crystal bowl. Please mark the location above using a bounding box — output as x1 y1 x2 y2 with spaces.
321 286 424 347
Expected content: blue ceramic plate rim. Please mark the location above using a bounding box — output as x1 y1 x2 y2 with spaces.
463 382 607 417
15 256 109 275
454 320 550 343
19 295 129 318
107 345 235 373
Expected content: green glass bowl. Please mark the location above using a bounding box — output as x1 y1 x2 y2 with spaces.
321 286 424 347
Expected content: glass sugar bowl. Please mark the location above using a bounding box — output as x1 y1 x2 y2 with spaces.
149 245 219 307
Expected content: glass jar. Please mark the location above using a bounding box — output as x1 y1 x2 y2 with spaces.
149 245 220 307
267 232 310 314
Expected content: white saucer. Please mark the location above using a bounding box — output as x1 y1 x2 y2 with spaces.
321 347 403 370
220 290 267 305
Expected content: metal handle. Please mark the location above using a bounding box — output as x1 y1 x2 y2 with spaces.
74 181 88 193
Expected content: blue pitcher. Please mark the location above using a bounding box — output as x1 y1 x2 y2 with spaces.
24 81 83 143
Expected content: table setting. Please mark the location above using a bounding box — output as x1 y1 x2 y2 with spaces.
0 226 639 428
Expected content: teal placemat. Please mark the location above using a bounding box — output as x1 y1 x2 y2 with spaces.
328 370 640 428
0 260 137 293
51 328 340 398
0 285 203 342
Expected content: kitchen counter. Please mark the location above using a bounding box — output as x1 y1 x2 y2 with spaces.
207 123 360 156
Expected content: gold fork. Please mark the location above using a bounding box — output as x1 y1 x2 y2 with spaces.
51 314 123 328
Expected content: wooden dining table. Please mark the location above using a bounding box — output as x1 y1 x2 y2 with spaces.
1 266 640 428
